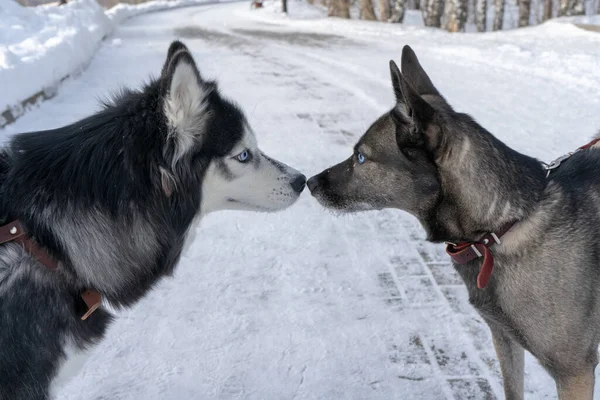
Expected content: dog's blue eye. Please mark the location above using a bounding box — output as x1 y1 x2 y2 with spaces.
357 152 366 164
236 150 250 163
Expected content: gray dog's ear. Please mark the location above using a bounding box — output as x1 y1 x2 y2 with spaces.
399 73 442 150
389 60 404 104
401 45 440 97
399 74 435 126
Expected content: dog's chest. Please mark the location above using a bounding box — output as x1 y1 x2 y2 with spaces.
452 261 526 339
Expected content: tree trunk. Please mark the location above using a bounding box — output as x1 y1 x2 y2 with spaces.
328 0 351 17
558 0 568 15
558 0 583 15
475 0 486 31
415 0 421 9
378 0 392 20
445 0 467 31
422 0 444 26
390 0 406 21
493 0 504 30
359 0 378 19
282 0 288 13
570 0 585 14
598 0 600 15
518 0 530 27
59 0 67 4
542 0 552 20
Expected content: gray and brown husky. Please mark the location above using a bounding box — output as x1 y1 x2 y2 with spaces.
308 45 600 399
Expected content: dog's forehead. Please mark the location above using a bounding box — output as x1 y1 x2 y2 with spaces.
359 113 396 152
231 122 257 153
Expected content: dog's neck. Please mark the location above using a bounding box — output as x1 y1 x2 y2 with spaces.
422 132 547 244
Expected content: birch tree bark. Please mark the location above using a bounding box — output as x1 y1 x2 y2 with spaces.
422 0 444 26
475 0 486 31
559 0 584 15
359 0 378 20
390 0 406 21
379 0 392 21
518 0 531 27
328 0 351 18
493 0 504 30
445 0 467 31
542 0 552 20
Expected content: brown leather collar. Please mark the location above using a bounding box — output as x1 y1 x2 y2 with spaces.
445 221 516 289
0 220 101 320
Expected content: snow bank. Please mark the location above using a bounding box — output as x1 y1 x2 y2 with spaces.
0 0 223 127
0 0 110 115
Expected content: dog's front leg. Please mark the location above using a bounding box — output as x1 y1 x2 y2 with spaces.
491 327 524 400
555 368 596 400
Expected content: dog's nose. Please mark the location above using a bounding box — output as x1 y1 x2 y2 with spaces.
307 175 320 192
290 174 306 193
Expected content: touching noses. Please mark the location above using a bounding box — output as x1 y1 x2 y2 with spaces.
290 174 306 193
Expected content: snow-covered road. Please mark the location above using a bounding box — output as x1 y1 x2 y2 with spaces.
4 2 600 399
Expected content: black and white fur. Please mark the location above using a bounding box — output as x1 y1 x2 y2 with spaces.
308 45 600 400
0 41 305 400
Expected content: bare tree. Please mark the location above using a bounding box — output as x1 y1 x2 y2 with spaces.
475 0 486 31
542 0 552 20
390 0 406 21
598 0 600 14
493 0 504 30
518 0 531 26
422 0 444 26
282 0 288 13
558 0 568 15
415 0 421 8
379 0 392 20
359 0 378 19
559 0 584 15
445 0 467 31
329 0 351 17
571 0 585 14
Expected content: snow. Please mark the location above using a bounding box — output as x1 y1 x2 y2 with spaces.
2 1 600 399
0 0 229 118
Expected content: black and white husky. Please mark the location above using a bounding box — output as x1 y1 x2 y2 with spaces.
0 41 305 400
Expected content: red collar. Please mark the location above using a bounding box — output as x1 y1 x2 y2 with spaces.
0 220 101 320
445 221 516 289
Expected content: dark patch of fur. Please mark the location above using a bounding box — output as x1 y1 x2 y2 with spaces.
0 40 247 399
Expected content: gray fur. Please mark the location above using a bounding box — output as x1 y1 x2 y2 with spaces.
308 45 600 399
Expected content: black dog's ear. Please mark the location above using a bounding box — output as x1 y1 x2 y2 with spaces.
401 45 440 97
161 40 191 77
162 49 213 165
389 60 404 104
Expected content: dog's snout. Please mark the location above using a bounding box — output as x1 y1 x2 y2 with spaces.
307 175 321 192
290 174 306 193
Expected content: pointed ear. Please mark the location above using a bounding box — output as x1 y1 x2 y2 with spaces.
399 74 434 126
161 40 190 77
401 45 440 97
389 60 404 104
163 50 213 165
